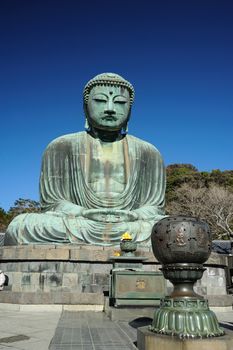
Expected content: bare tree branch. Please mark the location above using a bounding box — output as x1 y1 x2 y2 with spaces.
166 184 233 240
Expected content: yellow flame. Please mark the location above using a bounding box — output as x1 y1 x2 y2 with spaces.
121 232 132 241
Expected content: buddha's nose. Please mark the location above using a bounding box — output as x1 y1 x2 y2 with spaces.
104 100 116 114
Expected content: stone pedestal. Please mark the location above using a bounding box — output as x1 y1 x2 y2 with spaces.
0 246 231 306
0 245 157 305
137 326 233 350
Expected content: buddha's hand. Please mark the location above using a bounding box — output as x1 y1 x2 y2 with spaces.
52 201 85 217
81 209 138 223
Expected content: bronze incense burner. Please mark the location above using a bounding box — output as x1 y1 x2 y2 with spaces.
150 216 224 338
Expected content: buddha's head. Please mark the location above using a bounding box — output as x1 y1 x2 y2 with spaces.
83 73 134 133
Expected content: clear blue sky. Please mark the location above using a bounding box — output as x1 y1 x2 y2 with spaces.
0 0 232 211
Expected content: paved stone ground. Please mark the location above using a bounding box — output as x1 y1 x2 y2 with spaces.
49 311 137 350
0 309 60 349
0 308 232 350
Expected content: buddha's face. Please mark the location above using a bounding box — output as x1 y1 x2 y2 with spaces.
86 85 131 131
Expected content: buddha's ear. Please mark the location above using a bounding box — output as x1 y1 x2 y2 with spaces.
121 111 131 135
127 106 132 121
83 102 88 118
84 118 91 132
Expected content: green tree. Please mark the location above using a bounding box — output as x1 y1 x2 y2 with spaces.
166 164 233 204
0 199 41 231
0 207 9 232
8 198 40 219
166 164 199 202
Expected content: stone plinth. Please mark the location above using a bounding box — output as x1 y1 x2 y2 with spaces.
0 246 230 306
137 326 233 350
0 244 156 262
0 245 158 305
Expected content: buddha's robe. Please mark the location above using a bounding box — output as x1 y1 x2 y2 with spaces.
5 132 166 246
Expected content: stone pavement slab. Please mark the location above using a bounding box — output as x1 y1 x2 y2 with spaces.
0 309 60 350
49 311 137 350
0 307 232 349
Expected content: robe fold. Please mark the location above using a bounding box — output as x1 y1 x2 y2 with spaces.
5 132 166 246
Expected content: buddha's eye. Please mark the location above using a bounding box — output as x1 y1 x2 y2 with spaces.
93 98 107 102
93 94 107 102
114 97 127 104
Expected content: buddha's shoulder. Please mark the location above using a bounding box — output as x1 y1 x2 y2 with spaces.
127 134 161 155
46 132 86 148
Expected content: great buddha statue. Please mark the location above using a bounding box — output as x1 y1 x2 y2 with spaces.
5 73 166 246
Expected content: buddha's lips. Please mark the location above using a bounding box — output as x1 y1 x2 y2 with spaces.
102 115 117 121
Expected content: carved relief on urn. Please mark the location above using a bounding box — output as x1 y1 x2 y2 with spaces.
151 215 212 265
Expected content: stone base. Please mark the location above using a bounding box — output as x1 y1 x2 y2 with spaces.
104 297 156 321
0 245 158 304
106 306 155 322
0 245 231 306
137 326 233 350
0 291 104 305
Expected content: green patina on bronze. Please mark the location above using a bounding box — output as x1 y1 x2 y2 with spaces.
150 216 225 339
150 297 224 338
5 73 166 246
120 240 137 257
109 255 165 307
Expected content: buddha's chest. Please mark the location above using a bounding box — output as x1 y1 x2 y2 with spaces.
87 142 127 196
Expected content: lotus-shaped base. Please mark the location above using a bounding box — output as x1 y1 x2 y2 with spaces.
150 297 224 339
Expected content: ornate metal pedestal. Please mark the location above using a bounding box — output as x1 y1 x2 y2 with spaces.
150 216 224 339
109 258 165 307
120 239 137 257
109 240 165 306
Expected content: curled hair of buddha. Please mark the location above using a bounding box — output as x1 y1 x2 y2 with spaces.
83 73 135 106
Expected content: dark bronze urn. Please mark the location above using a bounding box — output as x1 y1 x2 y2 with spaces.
150 216 224 339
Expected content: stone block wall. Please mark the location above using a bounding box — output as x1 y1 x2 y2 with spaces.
1 261 111 294
195 266 227 296
0 246 231 305
0 245 156 304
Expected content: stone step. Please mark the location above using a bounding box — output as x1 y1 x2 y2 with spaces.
0 291 104 304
